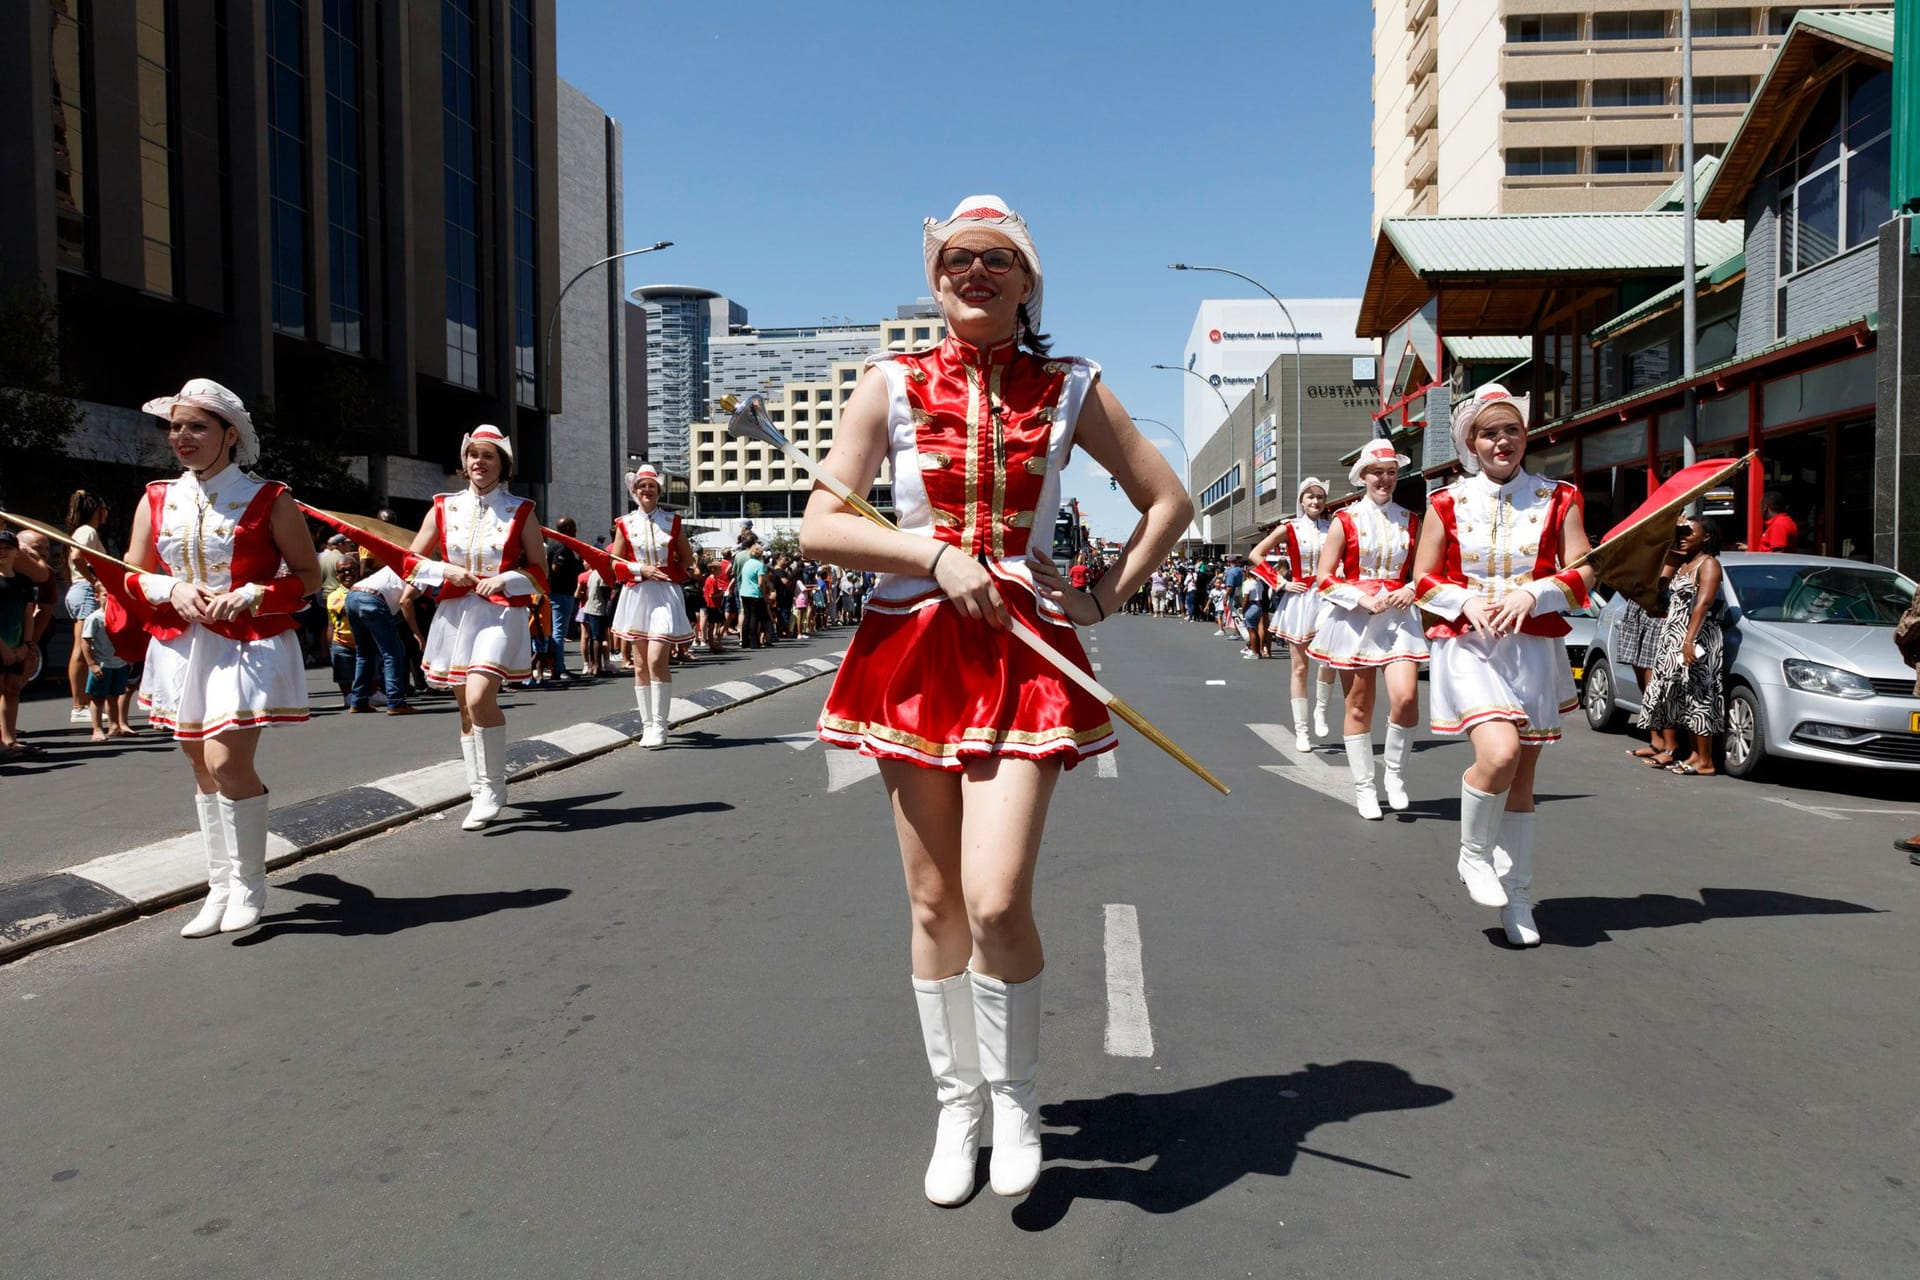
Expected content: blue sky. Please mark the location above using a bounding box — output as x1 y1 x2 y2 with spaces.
557 0 1378 541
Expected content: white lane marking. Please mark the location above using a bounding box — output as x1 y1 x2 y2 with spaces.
1758 795 1920 822
1103 904 1153 1058
1249 723 1359 805
775 732 817 751
1092 662 1102 672
826 750 882 792
1206 679 1226 686
1096 752 1118 779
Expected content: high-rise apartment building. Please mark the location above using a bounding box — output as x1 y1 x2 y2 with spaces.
1371 1 1881 228
708 324 882 411
633 284 745 475
0 0 563 518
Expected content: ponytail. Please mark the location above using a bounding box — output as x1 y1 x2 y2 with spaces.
66 490 104 532
1016 301 1051 358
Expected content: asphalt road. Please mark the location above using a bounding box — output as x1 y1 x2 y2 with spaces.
2 616 1915 1278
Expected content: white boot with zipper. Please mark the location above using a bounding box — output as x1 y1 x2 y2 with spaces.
1312 674 1334 739
179 792 230 938
1344 733 1383 820
463 724 507 830
1382 722 1414 812
1290 697 1312 753
1498 811 1541 945
218 793 270 933
459 732 479 799
971 970 1044 1197
1457 779 1512 908
912 974 987 1206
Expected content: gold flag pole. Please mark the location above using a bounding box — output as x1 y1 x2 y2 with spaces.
721 394 1230 795
0 509 146 577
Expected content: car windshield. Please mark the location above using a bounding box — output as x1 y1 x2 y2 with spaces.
1726 563 1916 625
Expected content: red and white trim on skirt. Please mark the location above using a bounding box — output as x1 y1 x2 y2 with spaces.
611 627 695 644
138 703 310 740
1429 697 1581 743
817 718 1117 770
424 660 533 688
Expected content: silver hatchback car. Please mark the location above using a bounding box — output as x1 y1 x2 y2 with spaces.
1580 553 1920 778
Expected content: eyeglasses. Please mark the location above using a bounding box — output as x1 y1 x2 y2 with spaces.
939 246 1022 276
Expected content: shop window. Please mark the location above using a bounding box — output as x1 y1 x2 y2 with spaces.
1529 439 1573 480
1762 353 1876 430
1507 81 1579 110
1593 79 1666 108
1698 314 1738 367
1585 422 1647 468
1507 13 1579 41
1697 390 1751 444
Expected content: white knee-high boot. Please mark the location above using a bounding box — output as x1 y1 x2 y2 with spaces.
637 680 663 747
1290 697 1312 752
463 724 506 830
912 974 987 1206
180 792 230 938
971 970 1043 1197
218 793 270 933
459 732 479 799
1313 673 1334 738
1456 780 1511 908
1344 732 1382 820
645 680 671 747
1498 811 1540 945
1382 723 1414 811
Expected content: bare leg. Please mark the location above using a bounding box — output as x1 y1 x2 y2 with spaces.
958 755 1061 982
1464 720 1521 795
882 760 972 980
1383 658 1420 729
1342 668 1376 736
181 726 265 799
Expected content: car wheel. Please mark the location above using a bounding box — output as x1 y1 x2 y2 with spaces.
1723 685 1767 779
1583 658 1621 732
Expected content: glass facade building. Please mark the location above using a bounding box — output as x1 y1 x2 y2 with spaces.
266 0 308 335
442 0 481 389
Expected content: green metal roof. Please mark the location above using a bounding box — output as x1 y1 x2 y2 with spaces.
1646 155 1722 212
1792 6 1896 55
1378 213 1744 278
1443 336 1532 363
1590 250 1747 343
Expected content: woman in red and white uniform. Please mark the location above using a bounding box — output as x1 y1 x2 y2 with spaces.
406 425 548 831
803 197 1190 1207
1251 477 1340 753
128 379 323 937
609 464 694 748
1310 438 1429 820
1412 385 1594 946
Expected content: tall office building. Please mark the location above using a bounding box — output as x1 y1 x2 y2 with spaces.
1177 299 1373 461
549 77 624 540
0 0 563 517
708 324 881 410
632 284 745 475
1371 1 1881 229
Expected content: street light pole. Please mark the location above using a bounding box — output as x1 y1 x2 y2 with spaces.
1169 263 1305 521
1152 362 1237 551
541 239 672 517
1129 417 1190 486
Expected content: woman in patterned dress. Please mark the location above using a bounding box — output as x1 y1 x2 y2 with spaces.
802 196 1190 1208
1636 516 1725 776
406 425 549 830
1613 598 1674 764
1412 384 1596 946
1251 477 1341 752
608 465 695 748
1310 439 1430 820
128 379 323 937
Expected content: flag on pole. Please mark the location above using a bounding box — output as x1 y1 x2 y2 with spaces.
1581 452 1754 611
296 503 417 578
541 524 634 586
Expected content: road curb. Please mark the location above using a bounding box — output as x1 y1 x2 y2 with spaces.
0 652 844 965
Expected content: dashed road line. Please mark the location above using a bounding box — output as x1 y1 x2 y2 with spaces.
1248 723 1359 806
1103 903 1153 1058
1096 752 1118 779
826 749 883 793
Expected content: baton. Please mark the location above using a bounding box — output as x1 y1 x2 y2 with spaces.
0 509 145 577
721 393 1228 795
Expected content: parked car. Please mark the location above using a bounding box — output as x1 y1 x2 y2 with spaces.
1580 552 1920 778
1562 603 1600 682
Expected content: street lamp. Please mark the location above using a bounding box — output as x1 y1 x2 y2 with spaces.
1152 361 1239 551
1169 263 1304 519
541 239 673 515
1129 416 1190 485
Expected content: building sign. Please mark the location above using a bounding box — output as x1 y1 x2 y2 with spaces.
1255 459 1279 498
1210 329 1327 343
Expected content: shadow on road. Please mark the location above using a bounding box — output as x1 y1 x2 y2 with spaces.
1486 886 1883 949
479 793 733 835
1396 792 1591 822
232 873 569 944
1010 1060 1453 1231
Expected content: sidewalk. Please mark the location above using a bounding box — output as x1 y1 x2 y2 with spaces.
1 634 847 961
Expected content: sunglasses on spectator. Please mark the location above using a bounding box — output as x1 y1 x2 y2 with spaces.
939 247 1023 275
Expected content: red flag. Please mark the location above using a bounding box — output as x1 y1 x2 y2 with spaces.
78 556 154 661
1249 561 1281 590
1584 452 1754 611
542 524 627 585
296 503 416 577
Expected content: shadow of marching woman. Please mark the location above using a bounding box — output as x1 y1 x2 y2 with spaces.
1489 886 1883 950
230 872 569 945
1011 1060 1454 1231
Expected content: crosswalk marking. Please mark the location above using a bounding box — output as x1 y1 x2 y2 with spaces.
1248 723 1359 805
825 749 882 792
775 732 817 751
1103 904 1154 1058
1095 752 1118 779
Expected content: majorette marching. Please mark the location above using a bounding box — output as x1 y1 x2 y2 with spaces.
608 464 694 749
404 425 550 831
1411 383 1595 946
802 195 1190 1208
1310 437 1430 820
128 379 324 937
1251 477 1341 754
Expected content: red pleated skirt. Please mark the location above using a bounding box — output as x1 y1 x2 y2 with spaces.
818 585 1116 770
